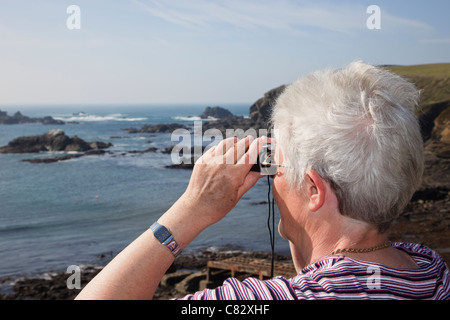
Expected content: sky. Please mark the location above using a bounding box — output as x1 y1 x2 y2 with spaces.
0 0 449 106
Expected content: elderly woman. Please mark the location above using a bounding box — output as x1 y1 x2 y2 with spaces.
76 62 450 300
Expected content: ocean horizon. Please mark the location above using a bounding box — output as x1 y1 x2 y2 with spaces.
0 103 290 281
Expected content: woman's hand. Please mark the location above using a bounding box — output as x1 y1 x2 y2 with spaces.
178 135 265 229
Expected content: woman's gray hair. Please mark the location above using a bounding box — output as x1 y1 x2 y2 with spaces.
272 61 424 232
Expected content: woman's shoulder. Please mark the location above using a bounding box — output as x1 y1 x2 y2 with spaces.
289 242 450 299
299 241 448 276
391 242 448 267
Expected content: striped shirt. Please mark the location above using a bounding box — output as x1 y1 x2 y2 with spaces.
177 242 450 300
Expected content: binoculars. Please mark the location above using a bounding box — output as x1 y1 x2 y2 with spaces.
250 144 278 176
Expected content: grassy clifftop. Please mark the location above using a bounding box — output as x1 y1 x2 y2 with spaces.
385 63 450 78
384 63 450 106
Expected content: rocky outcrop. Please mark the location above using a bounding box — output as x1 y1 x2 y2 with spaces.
124 123 188 134
199 86 287 132
0 129 113 163
200 115 253 133
198 88 289 132
0 129 112 154
200 106 233 119
0 110 65 125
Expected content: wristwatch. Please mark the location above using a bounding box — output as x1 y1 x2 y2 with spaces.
150 222 182 257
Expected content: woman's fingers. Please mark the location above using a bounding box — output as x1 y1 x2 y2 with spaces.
237 135 270 167
225 135 253 165
196 135 269 169
203 136 254 165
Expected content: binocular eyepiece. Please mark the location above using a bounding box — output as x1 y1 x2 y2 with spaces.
250 144 278 176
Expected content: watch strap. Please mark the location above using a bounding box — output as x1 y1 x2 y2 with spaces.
150 222 182 257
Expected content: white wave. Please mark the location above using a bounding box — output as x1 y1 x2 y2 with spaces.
172 116 202 121
54 113 147 122
172 116 217 121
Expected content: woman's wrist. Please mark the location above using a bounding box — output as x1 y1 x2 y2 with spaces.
156 195 210 250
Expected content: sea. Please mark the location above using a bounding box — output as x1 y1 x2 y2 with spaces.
0 104 289 281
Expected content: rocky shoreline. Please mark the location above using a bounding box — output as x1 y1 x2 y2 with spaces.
0 110 65 125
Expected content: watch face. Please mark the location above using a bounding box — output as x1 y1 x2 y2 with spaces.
154 225 171 242
151 222 182 257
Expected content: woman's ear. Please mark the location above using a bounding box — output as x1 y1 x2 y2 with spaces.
304 169 325 212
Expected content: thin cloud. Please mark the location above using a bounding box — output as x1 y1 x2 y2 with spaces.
133 0 434 35
132 0 208 29
382 11 434 33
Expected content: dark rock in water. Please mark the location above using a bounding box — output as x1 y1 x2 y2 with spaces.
0 110 65 125
0 129 72 153
124 123 188 134
200 115 254 133
198 86 287 134
200 106 233 119
0 129 112 154
85 149 108 155
88 141 113 150
40 116 64 125
22 153 85 164
122 86 285 140
0 129 113 163
165 154 196 169
123 88 288 137
22 149 109 164
127 147 158 154
165 162 195 170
